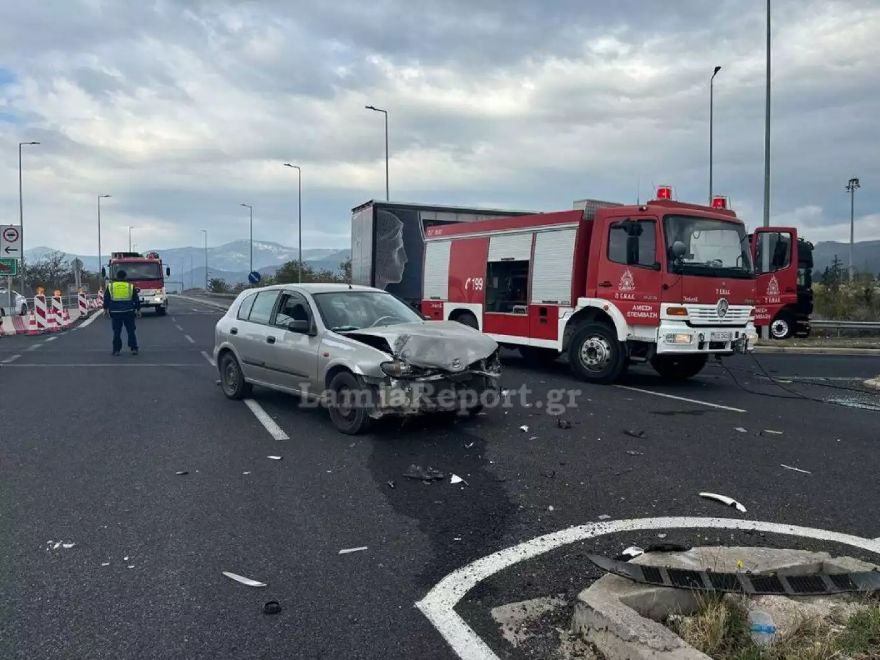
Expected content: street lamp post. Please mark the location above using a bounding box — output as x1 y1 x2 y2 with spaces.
128 226 134 252
283 163 302 283
201 229 208 290
846 177 861 283
240 203 254 275
365 105 389 200
709 66 722 202
762 0 772 227
15 141 39 305
98 195 111 288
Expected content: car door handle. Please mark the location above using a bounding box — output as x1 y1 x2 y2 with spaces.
266 336 276 344
599 281 613 287
230 327 238 335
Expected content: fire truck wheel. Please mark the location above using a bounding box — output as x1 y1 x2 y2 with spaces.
452 311 479 329
519 346 560 365
568 323 626 383
156 305 167 316
219 352 252 399
649 354 708 380
327 371 374 435
770 314 793 339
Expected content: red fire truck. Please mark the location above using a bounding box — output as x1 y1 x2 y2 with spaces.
104 251 171 315
420 187 759 383
751 228 814 339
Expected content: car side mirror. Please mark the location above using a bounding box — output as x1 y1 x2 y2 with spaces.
650 262 662 271
166 267 171 276
287 319 310 333
671 241 687 259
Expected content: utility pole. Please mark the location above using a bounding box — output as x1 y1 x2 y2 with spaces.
240 203 254 275
365 105 389 200
202 229 209 290
15 141 39 306
709 66 721 202
283 163 303 282
846 177 860 283
97 195 111 288
762 0 772 227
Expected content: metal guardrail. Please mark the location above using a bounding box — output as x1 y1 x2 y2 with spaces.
811 320 880 331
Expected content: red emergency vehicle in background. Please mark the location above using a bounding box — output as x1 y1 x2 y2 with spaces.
103 251 171 315
751 228 814 339
421 187 759 383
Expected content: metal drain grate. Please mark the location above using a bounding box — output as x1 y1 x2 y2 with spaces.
667 569 704 589
784 574 828 594
747 574 786 594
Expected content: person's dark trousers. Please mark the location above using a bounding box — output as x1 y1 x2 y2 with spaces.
111 313 139 353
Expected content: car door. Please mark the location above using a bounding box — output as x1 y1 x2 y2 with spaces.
235 290 281 383
264 290 321 394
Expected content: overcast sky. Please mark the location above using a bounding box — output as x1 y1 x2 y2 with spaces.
1 0 878 255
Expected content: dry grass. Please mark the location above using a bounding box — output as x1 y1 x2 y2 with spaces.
668 596 880 660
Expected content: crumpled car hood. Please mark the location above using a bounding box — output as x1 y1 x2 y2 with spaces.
345 321 498 372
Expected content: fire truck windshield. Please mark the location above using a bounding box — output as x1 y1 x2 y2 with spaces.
110 262 162 281
663 215 753 278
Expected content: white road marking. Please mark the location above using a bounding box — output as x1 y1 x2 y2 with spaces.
174 324 183 331
2 363 206 368
200 350 216 367
416 517 880 660
184 334 196 344
44 336 57 342
613 385 746 413
243 399 290 440
78 312 105 329
25 344 40 352
1 354 21 364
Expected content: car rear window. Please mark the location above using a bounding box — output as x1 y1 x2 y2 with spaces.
237 293 257 320
247 291 279 324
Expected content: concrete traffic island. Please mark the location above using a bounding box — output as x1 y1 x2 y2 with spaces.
864 375 880 389
571 546 879 659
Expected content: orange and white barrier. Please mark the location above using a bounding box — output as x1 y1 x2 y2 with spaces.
27 312 39 335
78 291 88 317
34 295 49 332
50 295 64 332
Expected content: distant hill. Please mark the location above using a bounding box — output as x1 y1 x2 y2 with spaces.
812 241 880 276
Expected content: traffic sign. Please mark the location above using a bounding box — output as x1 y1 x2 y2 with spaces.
0 225 22 258
0 258 17 276
248 271 262 284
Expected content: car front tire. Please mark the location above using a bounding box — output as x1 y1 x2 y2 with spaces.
327 371 373 435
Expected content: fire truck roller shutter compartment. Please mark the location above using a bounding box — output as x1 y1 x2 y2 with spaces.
423 240 451 301
530 228 577 306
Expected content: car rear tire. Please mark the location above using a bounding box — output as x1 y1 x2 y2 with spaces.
453 311 479 329
770 313 793 339
327 371 373 435
567 322 627 384
219 352 252 399
650 354 708 380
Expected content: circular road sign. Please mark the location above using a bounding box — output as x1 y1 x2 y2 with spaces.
248 271 262 284
2 226 20 243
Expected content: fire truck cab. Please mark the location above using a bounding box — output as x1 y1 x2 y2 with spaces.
751 228 813 339
421 189 758 383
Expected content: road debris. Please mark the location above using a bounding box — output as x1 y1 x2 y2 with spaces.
338 546 368 555
519 425 529 432
47 540 76 551
242 471 251 475
175 471 188 476
657 533 668 539
734 427 748 433
620 546 645 559
386 480 396 489
403 464 445 482
501 389 511 396
597 514 611 520
222 571 267 588
101 562 110 567
548 505 555 512
450 474 468 486
464 442 474 449
528 435 538 440
453 537 462 541
763 429 784 435
623 429 646 439
780 464 812 475
128 565 135 569
263 601 282 615
267 456 282 460
556 418 572 430
625 450 644 456
699 491 747 513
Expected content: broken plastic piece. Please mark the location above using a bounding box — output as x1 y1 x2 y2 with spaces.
699 491 747 513
548 505 555 512
338 546 368 555
386 480 396 489
625 450 644 456
734 427 748 433
780 464 811 475
464 442 474 449
450 474 466 485
267 455 282 460
519 425 529 432
61 543 76 549
763 429 784 435
176 471 188 476
101 562 110 567
623 429 646 439
222 571 267 587
263 601 282 615
556 418 572 429
598 514 611 520
621 546 644 559
403 464 445 482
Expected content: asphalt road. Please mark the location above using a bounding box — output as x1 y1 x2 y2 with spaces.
1 297 878 659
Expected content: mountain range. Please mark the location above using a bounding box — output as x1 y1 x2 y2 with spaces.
25 240 351 286
811 240 880 276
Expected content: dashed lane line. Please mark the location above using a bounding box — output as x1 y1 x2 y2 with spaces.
416 517 880 660
243 399 290 441
1 354 21 364
613 384 747 413
200 350 215 367
174 324 184 331
184 334 196 344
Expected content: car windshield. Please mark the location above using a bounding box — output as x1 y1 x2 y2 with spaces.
110 262 162 280
663 215 753 278
312 291 422 331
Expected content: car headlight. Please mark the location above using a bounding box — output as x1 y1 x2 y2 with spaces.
381 360 418 378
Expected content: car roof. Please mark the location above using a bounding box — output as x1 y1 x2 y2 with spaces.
242 283 382 295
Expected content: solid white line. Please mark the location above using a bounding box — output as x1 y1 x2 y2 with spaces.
2 363 206 368
1 354 21 364
184 334 196 344
200 350 216 367
44 336 57 342
78 312 105 329
25 344 40 351
416 517 880 660
613 385 746 413
243 399 290 440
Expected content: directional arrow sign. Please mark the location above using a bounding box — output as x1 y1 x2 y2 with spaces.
0 258 17 276
0 225 22 259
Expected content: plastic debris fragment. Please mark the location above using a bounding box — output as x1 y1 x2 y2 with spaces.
450 474 466 485
598 514 611 520
699 491 747 513
403 464 445 482
338 547 368 555
222 571 267 587
176 471 188 476
780 464 811 475
734 427 748 433
267 456 282 460
519 425 529 432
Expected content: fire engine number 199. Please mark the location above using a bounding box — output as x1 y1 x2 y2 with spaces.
465 277 484 291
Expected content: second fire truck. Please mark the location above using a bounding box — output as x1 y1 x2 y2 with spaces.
420 188 761 383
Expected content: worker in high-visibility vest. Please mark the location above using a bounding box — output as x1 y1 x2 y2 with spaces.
103 270 141 355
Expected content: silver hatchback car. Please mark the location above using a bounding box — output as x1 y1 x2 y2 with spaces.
213 283 501 433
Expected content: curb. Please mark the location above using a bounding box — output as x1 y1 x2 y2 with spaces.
754 345 880 356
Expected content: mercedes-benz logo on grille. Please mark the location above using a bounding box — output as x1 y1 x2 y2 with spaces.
716 298 729 318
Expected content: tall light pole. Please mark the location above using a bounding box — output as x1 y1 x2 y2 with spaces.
201 229 208 290
762 0 772 227
128 226 134 252
240 203 254 275
283 163 302 283
365 105 389 200
846 177 861 282
98 195 111 287
16 140 39 301
709 66 722 202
